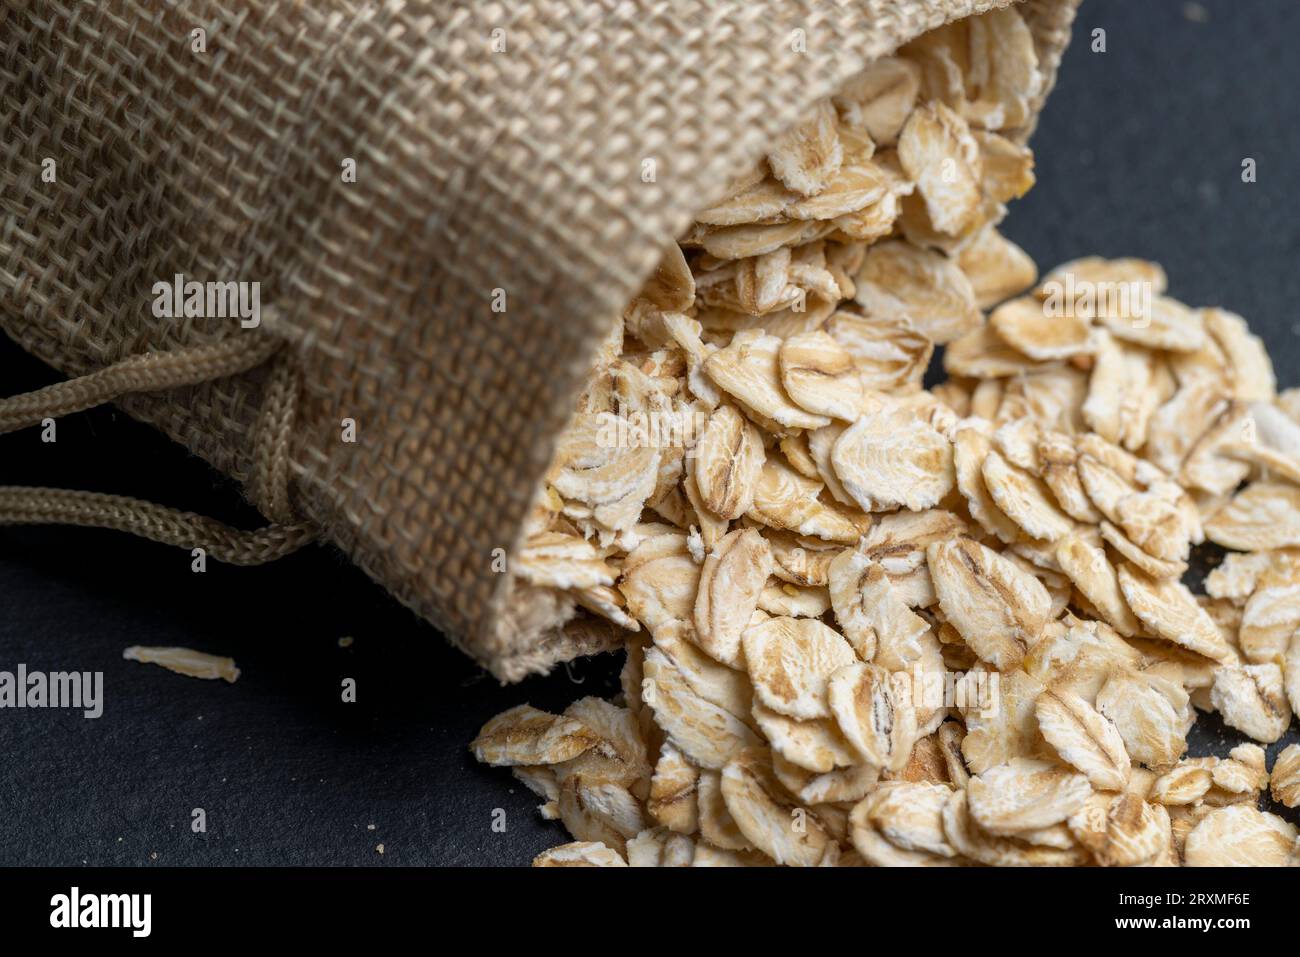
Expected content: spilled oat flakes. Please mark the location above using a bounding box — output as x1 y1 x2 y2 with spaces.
473 8 1300 867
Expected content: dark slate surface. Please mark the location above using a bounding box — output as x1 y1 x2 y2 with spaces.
0 0 1296 866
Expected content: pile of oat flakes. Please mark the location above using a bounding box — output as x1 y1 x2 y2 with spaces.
472 8 1300 867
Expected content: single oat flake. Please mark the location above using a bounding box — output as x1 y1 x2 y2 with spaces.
122 646 241 684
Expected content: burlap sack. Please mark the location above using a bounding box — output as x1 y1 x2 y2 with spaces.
0 0 1078 680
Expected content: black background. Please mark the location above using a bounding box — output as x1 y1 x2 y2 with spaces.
1 0 1297 867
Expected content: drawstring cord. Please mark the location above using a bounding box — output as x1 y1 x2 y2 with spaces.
0 337 317 564
0 486 315 564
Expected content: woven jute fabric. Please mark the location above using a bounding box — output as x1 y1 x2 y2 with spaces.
0 0 1079 681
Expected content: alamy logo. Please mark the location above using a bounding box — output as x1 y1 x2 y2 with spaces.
1039 274 1154 327
595 407 709 452
0 664 102 718
50 887 151 937
151 273 261 328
